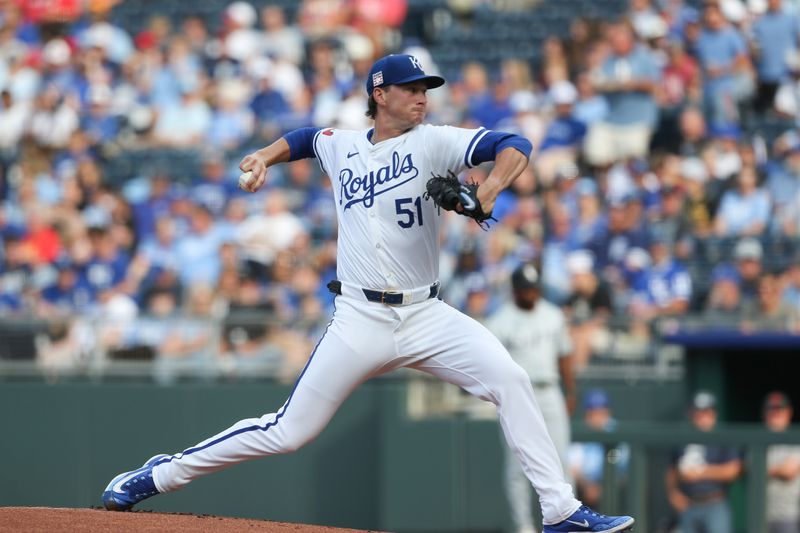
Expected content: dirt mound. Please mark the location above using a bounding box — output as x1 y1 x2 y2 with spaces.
0 507 382 532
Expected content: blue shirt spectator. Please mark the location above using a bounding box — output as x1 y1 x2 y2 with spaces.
174 205 227 287
80 230 130 298
41 265 94 312
540 117 586 152
695 4 750 124
588 199 650 271
752 2 799 83
714 167 771 236
645 254 693 310
695 15 747 90
597 35 660 127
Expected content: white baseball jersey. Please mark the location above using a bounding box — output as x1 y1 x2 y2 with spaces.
311 124 488 290
487 299 573 385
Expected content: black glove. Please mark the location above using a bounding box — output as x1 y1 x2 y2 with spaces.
424 171 494 227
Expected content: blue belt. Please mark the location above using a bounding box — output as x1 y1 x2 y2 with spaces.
327 280 440 305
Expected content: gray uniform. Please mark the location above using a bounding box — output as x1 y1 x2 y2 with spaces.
767 444 800 533
488 299 573 533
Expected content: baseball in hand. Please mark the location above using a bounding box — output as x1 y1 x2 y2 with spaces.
238 171 254 191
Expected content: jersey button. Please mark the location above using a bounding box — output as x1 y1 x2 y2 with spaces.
375 243 381 249
370 211 376 218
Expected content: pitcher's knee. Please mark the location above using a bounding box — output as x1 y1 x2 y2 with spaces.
280 428 320 453
502 363 532 389
485 363 532 404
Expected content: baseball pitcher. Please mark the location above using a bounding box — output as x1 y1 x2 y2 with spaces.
102 54 634 533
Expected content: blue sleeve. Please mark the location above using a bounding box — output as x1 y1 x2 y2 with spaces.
283 127 322 161
470 130 532 166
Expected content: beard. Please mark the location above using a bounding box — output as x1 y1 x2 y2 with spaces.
513 295 537 310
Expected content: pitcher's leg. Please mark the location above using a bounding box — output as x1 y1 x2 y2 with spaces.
153 329 376 492
503 432 537 532
404 303 579 524
536 387 572 481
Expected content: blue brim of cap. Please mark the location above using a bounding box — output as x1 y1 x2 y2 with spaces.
389 73 445 89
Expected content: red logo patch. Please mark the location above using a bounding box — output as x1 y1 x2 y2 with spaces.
322 129 334 136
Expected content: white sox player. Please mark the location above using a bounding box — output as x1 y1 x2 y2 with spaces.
102 54 634 533
488 264 576 533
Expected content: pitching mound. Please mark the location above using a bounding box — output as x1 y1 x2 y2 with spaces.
0 507 381 532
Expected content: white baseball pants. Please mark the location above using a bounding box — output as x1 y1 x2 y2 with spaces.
151 293 580 524
504 384 572 531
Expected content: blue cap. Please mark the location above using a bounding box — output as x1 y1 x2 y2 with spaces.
709 123 742 141
583 389 609 410
366 54 445 95
712 264 740 283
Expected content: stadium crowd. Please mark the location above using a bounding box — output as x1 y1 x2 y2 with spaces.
2 0 800 376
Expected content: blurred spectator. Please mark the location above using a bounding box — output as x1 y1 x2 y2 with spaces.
567 389 629 510
773 142 800 235
541 202 575 305
568 178 606 249
462 272 493 320
460 61 512 129
152 84 211 148
0 234 33 313
207 79 254 150
535 81 586 185
714 165 771 237
660 38 701 111
629 233 692 320
585 21 660 166
650 184 685 247
221 1 262 66
727 237 766 308
782 254 800 311
695 2 752 125
763 391 800 533
81 226 129 298
704 265 743 326
751 0 800 113
541 36 570 87
702 128 744 209
740 272 798 332
563 250 612 368
39 260 92 315
237 190 306 277
0 89 30 165
220 273 283 377
587 196 649 280
666 391 742 533
572 71 609 126
565 18 597 74
149 284 216 384
259 6 304 66
487 264 575 533
628 0 663 42
248 58 293 138
678 106 708 157
190 153 237 218
28 85 79 149
174 204 227 288
298 0 349 40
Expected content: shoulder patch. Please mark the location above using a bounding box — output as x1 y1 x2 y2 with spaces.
322 129 334 136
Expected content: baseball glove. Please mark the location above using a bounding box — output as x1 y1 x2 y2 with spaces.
424 171 495 228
